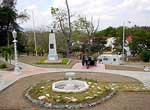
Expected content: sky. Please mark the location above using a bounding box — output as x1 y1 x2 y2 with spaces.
16 0 150 31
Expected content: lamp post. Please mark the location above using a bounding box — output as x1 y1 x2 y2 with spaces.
12 30 20 73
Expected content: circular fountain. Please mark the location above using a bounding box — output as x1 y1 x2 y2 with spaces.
52 72 89 93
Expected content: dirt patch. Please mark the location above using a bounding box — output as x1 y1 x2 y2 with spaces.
106 64 144 71
88 92 150 110
0 72 149 110
0 60 14 71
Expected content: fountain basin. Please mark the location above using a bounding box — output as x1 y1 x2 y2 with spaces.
52 80 89 93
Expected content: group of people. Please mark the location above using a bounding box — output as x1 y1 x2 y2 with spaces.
81 54 97 69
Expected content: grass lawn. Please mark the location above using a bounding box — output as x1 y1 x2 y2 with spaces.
18 55 80 68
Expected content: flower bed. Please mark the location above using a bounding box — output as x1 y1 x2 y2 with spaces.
25 79 115 109
25 79 150 109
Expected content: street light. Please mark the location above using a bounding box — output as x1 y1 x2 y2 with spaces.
12 30 20 73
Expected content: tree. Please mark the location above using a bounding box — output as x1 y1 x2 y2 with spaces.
75 17 100 55
140 49 150 62
65 0 72 57
0 0 28 48
51 0 72 57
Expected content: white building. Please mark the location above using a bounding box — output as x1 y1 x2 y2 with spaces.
97 54 122 65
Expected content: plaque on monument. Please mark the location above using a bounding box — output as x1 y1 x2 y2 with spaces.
48 30 58 61
50 44 54 49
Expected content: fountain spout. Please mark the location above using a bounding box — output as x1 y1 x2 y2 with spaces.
65 72 76 81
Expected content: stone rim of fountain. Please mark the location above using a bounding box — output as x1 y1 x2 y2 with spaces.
52 72 89 93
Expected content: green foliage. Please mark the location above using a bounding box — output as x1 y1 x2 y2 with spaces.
61 58 70 64
36 58 70 65
95 26 150 56
0 0 28 48
51 7 59 15
140 49 150 62
0 63 7 68
1 46 13 63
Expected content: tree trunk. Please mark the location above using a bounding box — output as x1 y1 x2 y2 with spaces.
65 0 72 58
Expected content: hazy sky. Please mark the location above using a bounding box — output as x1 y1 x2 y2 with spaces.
16 0 150 30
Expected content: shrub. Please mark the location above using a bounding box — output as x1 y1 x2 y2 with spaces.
0 63 7 69
61 58 70 64
1 46 14 63
140 49 150 62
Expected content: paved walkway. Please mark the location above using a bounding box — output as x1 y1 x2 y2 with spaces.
72 63 105 70
0 57 150 91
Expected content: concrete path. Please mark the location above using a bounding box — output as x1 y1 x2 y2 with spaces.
0 57 150 91
72 63 105 70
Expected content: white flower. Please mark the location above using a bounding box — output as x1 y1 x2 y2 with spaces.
97 87 102 90
46 94 50 97
64 97 71 100
41 86 45 89
97 92 102 94
91 86 95 88
85 96 93 99
38 96 46 100
88 82 92 85
72 98 77 102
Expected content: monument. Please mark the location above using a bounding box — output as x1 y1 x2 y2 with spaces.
48 30 58 61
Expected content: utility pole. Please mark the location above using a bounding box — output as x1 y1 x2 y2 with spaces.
122 21 125 63
31 10 38 56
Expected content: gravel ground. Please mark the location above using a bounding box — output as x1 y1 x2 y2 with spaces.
0 72 150 110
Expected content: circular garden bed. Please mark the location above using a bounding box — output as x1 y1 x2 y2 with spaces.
23 73 150 110
25 79 116 109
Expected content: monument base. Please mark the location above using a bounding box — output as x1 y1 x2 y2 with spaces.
48 54 58 61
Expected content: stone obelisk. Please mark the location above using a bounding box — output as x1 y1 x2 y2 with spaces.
48 30 58 61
